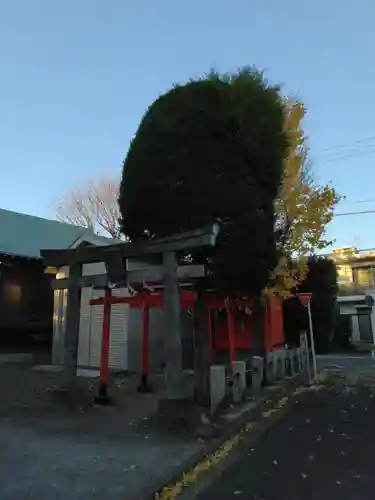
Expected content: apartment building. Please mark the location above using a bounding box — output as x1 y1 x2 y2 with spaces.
330 247 375 344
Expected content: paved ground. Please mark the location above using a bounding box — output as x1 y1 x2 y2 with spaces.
2 353 375 500
195 375 375 499
0 362 204 500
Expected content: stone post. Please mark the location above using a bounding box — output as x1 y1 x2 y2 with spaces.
63 262 83 391
193 289 211 408
162 251 184 399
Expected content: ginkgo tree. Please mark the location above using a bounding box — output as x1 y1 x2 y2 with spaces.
268 98 340 295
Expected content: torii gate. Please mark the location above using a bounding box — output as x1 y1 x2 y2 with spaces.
41 223 220 406
85 284 255 403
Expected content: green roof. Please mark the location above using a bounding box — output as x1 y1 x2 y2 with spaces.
0 208 99 259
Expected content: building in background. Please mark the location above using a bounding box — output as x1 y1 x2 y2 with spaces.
332 246 375 296
0 208 102 350
330 246 375 345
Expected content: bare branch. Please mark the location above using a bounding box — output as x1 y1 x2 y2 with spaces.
55 176 124 239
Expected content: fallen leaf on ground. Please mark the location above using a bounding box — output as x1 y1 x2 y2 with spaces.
277 397 288 408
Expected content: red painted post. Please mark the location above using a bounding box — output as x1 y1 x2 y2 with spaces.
95 286 112 404
137 303 152 392
225 297 236 365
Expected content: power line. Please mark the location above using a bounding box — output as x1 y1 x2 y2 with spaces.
318 146 375 164
335 209 375 217
310 134 375 165
340 198 375 205
320 135 375 153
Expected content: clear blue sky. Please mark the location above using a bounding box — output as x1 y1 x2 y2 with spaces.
1 0 374 250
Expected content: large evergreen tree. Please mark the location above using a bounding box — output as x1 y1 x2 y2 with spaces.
283 257 338 352
119 68 287 296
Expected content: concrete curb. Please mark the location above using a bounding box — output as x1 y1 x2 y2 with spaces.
138 374 306 500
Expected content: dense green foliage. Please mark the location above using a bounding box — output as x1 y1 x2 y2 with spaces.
119 68 287 295
283 257 338 352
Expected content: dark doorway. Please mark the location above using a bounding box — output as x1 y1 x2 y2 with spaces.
0 254 54 360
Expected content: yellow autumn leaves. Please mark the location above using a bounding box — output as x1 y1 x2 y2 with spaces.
267 98 340 296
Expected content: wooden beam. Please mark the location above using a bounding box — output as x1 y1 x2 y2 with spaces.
51 264 206 290
41 223 220 268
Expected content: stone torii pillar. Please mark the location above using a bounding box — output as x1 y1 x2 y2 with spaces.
163 250 185 399
61 262 83 392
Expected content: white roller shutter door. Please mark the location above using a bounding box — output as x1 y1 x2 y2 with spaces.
108 287 129 370
86 287 129 370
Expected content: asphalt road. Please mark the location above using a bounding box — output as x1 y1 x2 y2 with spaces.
196 384 375 500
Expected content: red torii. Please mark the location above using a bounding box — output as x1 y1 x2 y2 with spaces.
89 284 284 401
89 283 248 399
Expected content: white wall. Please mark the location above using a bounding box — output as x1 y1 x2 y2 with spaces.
52 258 167 373
53 262 129 370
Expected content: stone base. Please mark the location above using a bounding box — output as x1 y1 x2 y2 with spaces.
137 376 153 393
52 387 94 408
94 385 112 406
94 394 113 406
157 397 212 434
210 365 226 415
